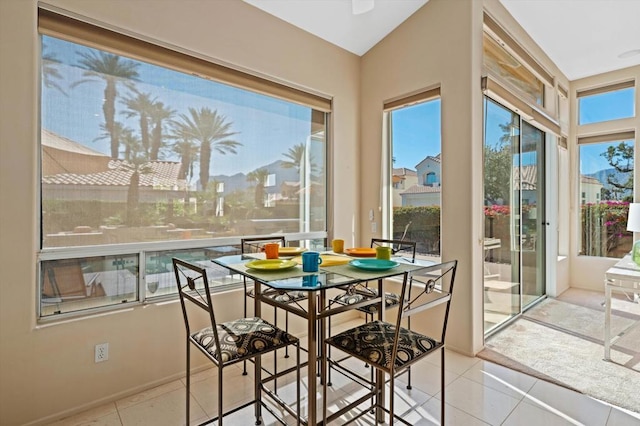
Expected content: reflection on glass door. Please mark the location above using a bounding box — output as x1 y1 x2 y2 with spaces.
483 97 546 334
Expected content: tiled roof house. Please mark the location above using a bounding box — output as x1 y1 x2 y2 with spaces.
41 130 188 202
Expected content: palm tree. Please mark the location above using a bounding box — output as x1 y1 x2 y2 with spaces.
121 91 156 157
115 131 151 226
246 168 269 209
281 143 318 175
73 51 140 159
149 101 175 161
41 46 66 95
172 107 241 191
170 121 198 181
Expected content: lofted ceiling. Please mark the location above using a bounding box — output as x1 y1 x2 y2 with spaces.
243 0 640 81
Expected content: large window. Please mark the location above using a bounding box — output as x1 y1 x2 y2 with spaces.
579 138 635 258
38 9 329 318
385 90 441 259
576 81 635 258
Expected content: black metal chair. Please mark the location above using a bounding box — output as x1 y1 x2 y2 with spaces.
323 260 458 425
330 238 418 387
241 236 307 371
173 258 301 426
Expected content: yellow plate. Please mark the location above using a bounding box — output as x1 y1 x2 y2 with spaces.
278 247 308 256
291 254 351 267
345 248 377 258
245 259 297 271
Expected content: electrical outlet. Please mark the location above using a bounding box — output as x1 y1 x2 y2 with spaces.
371 222 377 233
95 343 109 363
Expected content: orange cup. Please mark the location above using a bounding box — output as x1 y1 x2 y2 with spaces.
264 243 280 259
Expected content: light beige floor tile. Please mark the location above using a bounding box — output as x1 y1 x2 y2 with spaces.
118 387 206 426
415 397 491 426
462 359 537 400
424 348 481 375
606 406 640 426
329 398 491 426
395 358 459 397
188 368 255 418
115 380 184 410
46 403 120 426
503 399 586 426
524 379 612 426
440 376 520 425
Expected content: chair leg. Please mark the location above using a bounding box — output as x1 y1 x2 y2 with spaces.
406 316 412 390
284 311 290 358
242 284 248 376
296 342 301 426
254 356 262 425
441 347 445 426
326 314 332 386
218 366 224 426
186 341 190 426
389 373 395 426
322 341 328 426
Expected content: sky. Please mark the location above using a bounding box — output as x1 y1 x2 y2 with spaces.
42 35 635 179
42 36 318 178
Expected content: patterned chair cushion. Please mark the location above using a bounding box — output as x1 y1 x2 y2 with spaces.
326 320 437 371
247 289 307 303
333 289 400 313
192 317 298 363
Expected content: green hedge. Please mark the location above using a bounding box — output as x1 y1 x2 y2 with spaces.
393 206 441 255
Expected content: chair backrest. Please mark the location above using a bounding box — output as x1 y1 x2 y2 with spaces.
172 258 222 360
241 236 286 254
371 238 416 261
393 260 458 351
42 259 89 299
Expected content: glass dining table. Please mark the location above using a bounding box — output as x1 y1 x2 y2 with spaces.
212 252 433 425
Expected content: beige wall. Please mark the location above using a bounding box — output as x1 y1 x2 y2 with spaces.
0 1 359 424
360 0 485 355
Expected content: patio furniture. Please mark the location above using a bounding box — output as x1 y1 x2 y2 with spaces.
323 260 458 425
172 258 301 426
42 258 103 301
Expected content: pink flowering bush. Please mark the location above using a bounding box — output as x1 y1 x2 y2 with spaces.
581 201 632 257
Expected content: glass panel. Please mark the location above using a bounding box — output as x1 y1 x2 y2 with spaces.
579 140 634 258
483 33 544 106
484 98 522 332
579 88 635 125
389 99 441 262
145 247 242 298
40 254 138 317
521 121 545 309
40 35 327 248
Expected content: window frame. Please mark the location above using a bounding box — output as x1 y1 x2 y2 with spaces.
383 87 442 260
575 79 636 259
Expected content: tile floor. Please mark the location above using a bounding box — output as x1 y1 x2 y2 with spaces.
47 319 640 426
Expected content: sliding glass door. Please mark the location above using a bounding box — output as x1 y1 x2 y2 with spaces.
483 97 546 334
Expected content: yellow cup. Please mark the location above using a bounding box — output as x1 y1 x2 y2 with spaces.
375 246 391 260
332 239 344 253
